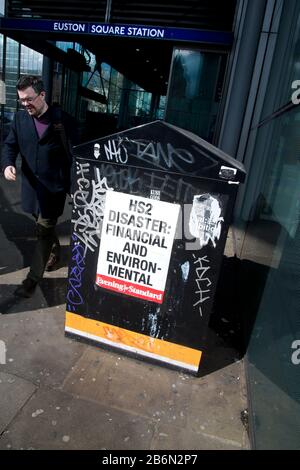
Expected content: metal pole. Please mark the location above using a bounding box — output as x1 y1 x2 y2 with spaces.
0 35 6 158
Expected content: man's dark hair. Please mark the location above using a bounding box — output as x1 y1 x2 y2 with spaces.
16 75 45 94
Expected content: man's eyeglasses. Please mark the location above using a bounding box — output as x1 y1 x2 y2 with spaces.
17 93 40 105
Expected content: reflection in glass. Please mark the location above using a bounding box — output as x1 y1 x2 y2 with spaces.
165 48 226 142
242 73 300 452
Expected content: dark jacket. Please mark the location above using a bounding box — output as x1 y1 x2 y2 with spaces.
1 106 75 218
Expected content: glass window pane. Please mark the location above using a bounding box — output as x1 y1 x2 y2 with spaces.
0 34 3 75
240 1 300 449
20 45 43 76
5 37 19 117
165 48 226 142
56 41 74 53
245 106 300 447
0 34 4 106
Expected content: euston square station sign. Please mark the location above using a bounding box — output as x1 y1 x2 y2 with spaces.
0 17 233 44
96 190 180 304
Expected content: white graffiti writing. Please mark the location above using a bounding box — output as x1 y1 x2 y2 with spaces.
191 145 219 172
135 140 195 172
72 162 113 254
104 137 128 164
192 254 212 317
148 311 161 338
98 164 195 202
98 138 195 172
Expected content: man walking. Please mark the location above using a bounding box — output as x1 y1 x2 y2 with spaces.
2 75 75 298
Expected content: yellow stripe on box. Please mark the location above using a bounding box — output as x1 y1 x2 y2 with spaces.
65 312 202 371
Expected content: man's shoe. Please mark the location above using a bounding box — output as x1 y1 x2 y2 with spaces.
45 252 60 272
14 278 37 298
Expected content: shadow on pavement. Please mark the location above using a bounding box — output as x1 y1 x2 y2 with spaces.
0 249 268 375
200 255 270 376
0 180 71 314
0 277 68 315
0 183 72 275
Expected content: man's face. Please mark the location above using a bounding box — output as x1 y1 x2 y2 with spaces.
17 86 46 117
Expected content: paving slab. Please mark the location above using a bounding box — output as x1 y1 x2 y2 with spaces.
62 347 193 426
151 422 242 450
0 371 36 435
62 346 248 449
186 362 247 445
0 305 85 388
0 387 156 450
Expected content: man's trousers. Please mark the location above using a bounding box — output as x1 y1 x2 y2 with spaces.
27 215 60 283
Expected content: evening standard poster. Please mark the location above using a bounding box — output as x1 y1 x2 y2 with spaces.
96 191 180 304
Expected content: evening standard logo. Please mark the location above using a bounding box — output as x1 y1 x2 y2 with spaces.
0 340 7 365
96 275 163 302
96 276 128 293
